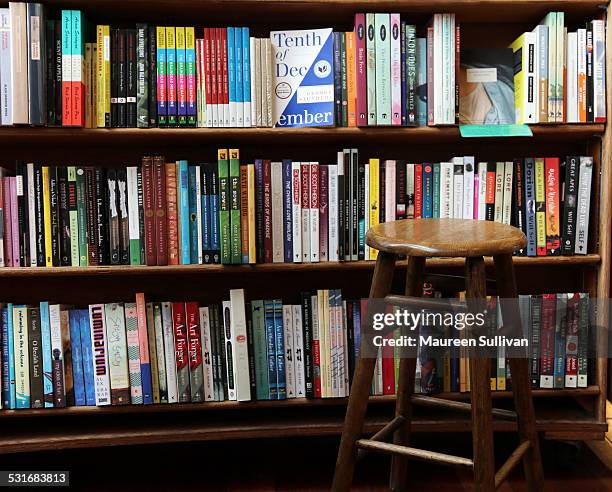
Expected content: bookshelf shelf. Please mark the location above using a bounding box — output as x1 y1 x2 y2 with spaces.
0 124 604 147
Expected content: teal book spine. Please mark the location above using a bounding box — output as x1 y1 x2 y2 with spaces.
39 302 54 408
251 300 269 400
273 299 286 400
178 160 190 264
227 27 236 127
374 13 391 125
264 300 277 400
6 304 15 408
234 27 243 127
432 163 441 218
242 27 251 127
188 166 199 264
422 164 433 218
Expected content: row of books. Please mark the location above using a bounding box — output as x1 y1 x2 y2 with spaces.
0 151 594 268
1 4 605 129
0 287 589 409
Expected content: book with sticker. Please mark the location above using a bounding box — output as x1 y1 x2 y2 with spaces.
270 28 334 127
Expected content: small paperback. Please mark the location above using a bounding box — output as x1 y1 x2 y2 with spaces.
270 28 334 128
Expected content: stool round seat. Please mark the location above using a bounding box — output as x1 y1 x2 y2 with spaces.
366 218 527 257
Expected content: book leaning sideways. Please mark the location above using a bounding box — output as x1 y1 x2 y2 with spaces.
270 28 334 128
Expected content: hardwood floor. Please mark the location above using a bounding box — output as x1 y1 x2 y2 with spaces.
0 435 610 491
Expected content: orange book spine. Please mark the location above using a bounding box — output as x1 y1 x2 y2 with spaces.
165 163 180 264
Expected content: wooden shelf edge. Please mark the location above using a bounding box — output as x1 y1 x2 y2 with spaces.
0 386 600 418
0 255 600 277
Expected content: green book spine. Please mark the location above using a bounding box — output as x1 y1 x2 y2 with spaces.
432 163 441 218
127 167 141 265
218 149 230 264
229 149 241 264
67 167 80 266
75 167 88 266
340 33 348 126
251 300 268 400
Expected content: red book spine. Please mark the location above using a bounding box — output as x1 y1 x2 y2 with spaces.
214 28 222 122
263 160 272 263
319 164 329 261
172 302 191 402
382 332 395 395
204 28 213 121
185 301 204 401
221 28 229 111
545 157 560 255
165 163 180 265
414 164 423 218
3 177 12 267
142 157 156 266
426 26 434 125
539 294 556 385
565 293 580 385
154 157 168 265
355 14 367 126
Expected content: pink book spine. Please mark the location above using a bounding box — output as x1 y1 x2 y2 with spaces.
390 14 402 126
473 173 479 219
355 14 367 127
319 164 328 261
3 177 11 267
10 177 19 267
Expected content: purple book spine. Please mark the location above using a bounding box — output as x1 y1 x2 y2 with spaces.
3 178 12 267
282 159 293 263
355 14 367 127
10 178 19 267
319 164 329 261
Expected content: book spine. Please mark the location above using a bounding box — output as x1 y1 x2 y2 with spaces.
161 302 177 403
68 309 85 405
124 303 143 403
310 162 320 263
135 293 152 404
165 27 177 126
26 4 45 126
27 163 37 267
512 160 525 254
176 27 187 126
142 157 156 265
88 304 111 405
94 168 108 265
230 289 250 401
126 29 137 127
592 20 606 122
300 162 310 263
151 304 166 403
320 164 329 262
328 163 338 262
291 162 302 263
311 294 321 398
374 14 391 125
545 158 560 255
390 14 401 125
534 158 547 256
282 160 293 263
229 149 242 264
578 28 587 122
355 14 367 126
218 150 230 264
366 13 376 125
136 24 148 127
283 305 295 398
185 302 204 402
67 167 79 266
178 160 190 264
368 158 379 260
28 307 43 407
247 164 256 263
172 302 190 402
333 32 341 125
271 161 284 263
165 164 179 264
250 300 268 400
144 304 158 403
104 303 130 405
61 10 72 126
561 156 579 255
147 25 157 126
0 10 13 126
1 307 13 407
539 294 555 388
154 157 168 265
564 293 580 388
272 299 286 400
575 156 593 254
75 168 87 265
71 11 84 127
524 158 537 256
263 300 277 399
49 167 60 266
300 293 313 398
48 305 64 407
78 309 95 405
186 27 196 126
187 165 198 263
577 293 589 387
340 32 347 126
199 307 214 401
553 293 567 388
235 27 244 127
156 26 167 125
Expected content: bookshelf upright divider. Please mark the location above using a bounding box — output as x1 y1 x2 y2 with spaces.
0 0 608 453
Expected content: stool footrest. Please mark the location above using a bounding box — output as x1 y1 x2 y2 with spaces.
356 415 406 462
494 440 531 489
355 439 474 468
411 395 517 421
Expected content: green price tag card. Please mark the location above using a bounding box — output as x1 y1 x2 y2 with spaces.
459 124 533 138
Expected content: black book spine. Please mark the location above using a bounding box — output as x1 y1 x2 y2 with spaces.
343 150 350 261
245 303 257 397
85 168 98 266
118 29 127 128
26 3 46 126
94 168 108 265
54 20 62 126
357 159 366 260
209 303 220 400
586 27 594 122
16 162 29 267
58 167 71 266
529 295 541 388
254 162 264 263
561 156 579 255
49 167 60 266
137 167 145 264
147 26 157 127
210 164 220 264
111 28 119 127
107 169 120 265
379 162 386 224
485 162 496 221
351 149 358 260
512 159 525 255
45 20 56 126
215 304 228 401
136 24 148 128
117 168 130 264
301 292 314 399
28 307 44 408
34 165 45 266
127 29 137 127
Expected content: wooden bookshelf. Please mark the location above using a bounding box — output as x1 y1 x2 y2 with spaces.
0 0 609 455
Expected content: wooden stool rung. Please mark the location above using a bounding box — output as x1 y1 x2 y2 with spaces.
411 395 517 421
494 440 531 489
356 415 406 462
355 440 474 468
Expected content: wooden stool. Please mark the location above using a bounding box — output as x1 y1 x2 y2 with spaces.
332 219 544 492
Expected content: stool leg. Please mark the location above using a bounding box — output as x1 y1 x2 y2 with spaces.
332 252 397 492
493 254 544 492
465 256 495 492
390 256 425 492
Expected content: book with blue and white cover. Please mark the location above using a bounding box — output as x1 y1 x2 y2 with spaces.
270 28 335 127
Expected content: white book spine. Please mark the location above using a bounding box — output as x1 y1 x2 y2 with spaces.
271 161 284 263
249 37 256 127
575 156 593 254
433 14 443 124
566 32 578 123
255 38 263 127
462 157 474 220
384 160 396 222
494 162 505 223
89 304 111 406
127 167 140 246
406 163 415 219
477 162 487 220
452 158 463 220
364 163 370 259
195 165 203 264
328 162 338 262
309 161 319 262
0 9 12 125
524 31 537 123
27 163 36 266
301 162 311 262
10 2 27 124
104 303 129 403
264 39 273 127
593 20 606 122
282 305 296 398
161 302 178 403
292 304 305 398
230 290 251 401
447 14 456 123
502 161 513 225
439 162 453 218
49 304 64 406
291 161 302 262
577 29 587 123
375 347 383 395
199 307 215 401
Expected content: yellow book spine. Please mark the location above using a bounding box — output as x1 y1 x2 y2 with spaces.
42 167 52 266
368 158 380 260
103 26 111 124
96 26 104 127
509 34 525 123
535 158 546 255
247 164 256 264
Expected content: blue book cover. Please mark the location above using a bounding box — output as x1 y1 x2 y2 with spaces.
352 301 361 367
188 165 199 264
270 28 334 127
235 27 243 125
69 310 86 406
432 163 441 218
209 163 220 263
400 21 406 125
227 27 236 127
416 38 427 126
264 300 277 400
39 302 54 408
282 159 293 263
201 164 211 262
273 299 286 400
524 158 537 256
422 164 433 218
178 160 191 264
242 27 251 125
1 308 12 408
78 309 96 406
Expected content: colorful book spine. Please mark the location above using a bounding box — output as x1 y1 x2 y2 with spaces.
264 300 277 399
165 27 177 126
178 160 190 264
186 27 196 126
104 303 130 405
156 27 167 125
175 27 187 126
61 10 72 126
534 158 547 256
88 304 110 406
273 299 286 400
124 303 143 404
135 293 152 404
186 301 204 402
229 149 242 264
218 150 230 264
71 10 85 127
283 160 293 263
374 14 391 125
545 158 560 255
39 302 53 407
355 14 367 126
390 14 401 125
365 13 376 125
68 309 85 405
78 309 95 405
